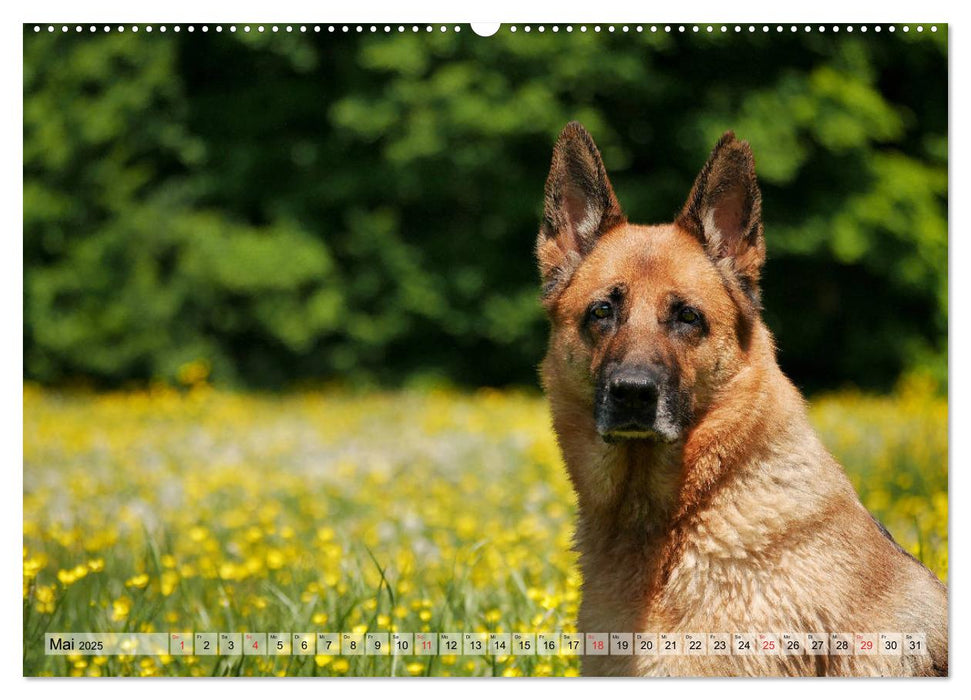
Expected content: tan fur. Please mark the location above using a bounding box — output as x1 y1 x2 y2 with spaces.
537 124 948 677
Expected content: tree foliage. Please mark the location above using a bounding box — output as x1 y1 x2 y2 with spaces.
24 27 947 391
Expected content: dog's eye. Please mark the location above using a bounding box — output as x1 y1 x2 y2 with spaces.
589 301 613 321
677 306 701 324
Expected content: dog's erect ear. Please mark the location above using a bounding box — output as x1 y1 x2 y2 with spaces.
676 132 765 301
537 122 626 299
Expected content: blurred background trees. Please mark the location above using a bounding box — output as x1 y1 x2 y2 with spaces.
23 26 947 393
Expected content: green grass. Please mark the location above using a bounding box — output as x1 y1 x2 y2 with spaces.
23 383 946 676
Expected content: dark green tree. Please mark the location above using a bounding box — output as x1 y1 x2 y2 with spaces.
24 26 947 392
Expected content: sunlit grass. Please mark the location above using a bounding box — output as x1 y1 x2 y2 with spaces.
22 380 946 676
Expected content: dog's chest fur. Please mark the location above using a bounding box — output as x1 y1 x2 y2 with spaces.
577 504 823 676
571 437 940 677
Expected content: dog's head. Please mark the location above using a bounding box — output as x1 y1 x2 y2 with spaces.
537 122 766 444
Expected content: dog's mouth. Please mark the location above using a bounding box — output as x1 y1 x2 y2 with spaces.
599 425 673 444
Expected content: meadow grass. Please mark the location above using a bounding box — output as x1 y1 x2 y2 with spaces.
22 379 947 676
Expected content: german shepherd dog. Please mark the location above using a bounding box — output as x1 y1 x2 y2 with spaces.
536 122 948 676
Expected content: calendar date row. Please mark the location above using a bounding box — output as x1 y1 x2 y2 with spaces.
46 631 929 657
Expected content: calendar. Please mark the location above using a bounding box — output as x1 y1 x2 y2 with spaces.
21 17 947 682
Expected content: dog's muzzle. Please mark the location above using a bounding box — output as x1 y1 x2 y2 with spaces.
595 365 675 442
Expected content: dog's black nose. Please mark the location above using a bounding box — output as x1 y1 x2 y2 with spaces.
595 365 668 440
608 368 659 411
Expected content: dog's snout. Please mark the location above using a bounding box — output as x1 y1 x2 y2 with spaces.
595 365 672 441
608 371 659 410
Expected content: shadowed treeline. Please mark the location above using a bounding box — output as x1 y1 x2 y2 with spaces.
23 26 947 392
